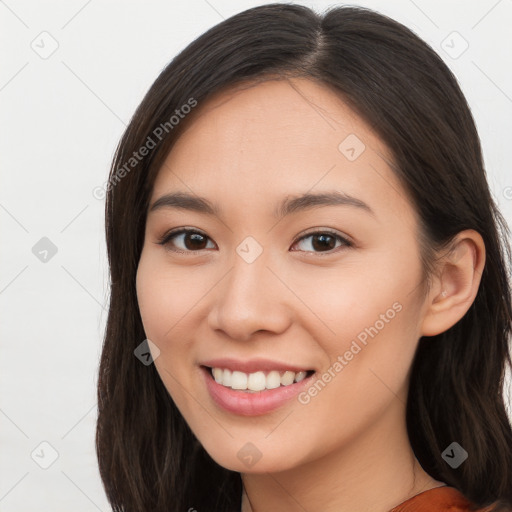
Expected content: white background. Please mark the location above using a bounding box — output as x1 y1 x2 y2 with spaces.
1 1 511 510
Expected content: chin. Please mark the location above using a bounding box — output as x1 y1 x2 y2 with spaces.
199 438 305 474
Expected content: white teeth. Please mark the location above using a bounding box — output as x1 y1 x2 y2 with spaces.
280 371 295 386
247 371 266 391
266 371 281 389
295 371 307 383
222 368 232 387
212 367 223 383
231 371 248 390
210 367 311 391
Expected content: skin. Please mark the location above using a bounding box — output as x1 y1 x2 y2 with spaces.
135 77 485 512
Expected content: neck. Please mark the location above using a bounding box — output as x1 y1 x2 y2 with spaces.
240 400 443 512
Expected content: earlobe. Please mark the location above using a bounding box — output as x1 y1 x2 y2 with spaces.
420 230 486 337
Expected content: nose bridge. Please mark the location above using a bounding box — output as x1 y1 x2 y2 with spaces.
208 235 289 339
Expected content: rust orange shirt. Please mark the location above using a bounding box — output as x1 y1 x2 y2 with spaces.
240 485 501 511
390 486 494 512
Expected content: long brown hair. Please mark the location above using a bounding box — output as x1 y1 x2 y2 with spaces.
96 4 512 511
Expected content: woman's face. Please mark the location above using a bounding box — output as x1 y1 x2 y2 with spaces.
136 77 430 473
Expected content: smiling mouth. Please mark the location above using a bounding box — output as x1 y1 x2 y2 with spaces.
202 365 316 393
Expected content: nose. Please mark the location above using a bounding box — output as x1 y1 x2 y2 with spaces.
207 247 292 342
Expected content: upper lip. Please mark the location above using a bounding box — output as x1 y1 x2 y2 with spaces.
200 357 314 374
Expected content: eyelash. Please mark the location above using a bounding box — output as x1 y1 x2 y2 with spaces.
156 227 353 256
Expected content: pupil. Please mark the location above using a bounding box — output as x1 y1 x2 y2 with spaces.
186 233 206 250
185 233 204 251
182 233 336 251
313 234 335 251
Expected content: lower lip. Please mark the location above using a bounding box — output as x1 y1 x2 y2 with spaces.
201 366 315 416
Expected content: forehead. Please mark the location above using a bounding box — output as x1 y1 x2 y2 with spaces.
151 78 409 221
165 77 389 161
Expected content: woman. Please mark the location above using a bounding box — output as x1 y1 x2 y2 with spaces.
96 4 512 511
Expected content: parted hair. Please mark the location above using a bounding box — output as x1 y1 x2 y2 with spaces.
96 4 512 511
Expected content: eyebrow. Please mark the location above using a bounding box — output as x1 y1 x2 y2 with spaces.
149 190 375 219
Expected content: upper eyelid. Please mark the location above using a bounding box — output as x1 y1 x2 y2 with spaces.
159 227 350 241
158 227 352 251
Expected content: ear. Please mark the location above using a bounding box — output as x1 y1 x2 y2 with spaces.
420 230 486 337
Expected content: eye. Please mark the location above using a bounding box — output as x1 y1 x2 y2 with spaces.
291 229 352 254
157 228 216 254
157 227 352 255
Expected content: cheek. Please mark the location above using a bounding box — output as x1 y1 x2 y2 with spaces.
136 252 198 343
136 253 203 413
287 253 417 346
292 297 421 457
292 250 423 402
136 258 166 341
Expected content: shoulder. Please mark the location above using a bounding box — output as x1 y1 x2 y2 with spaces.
389 486 497 512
